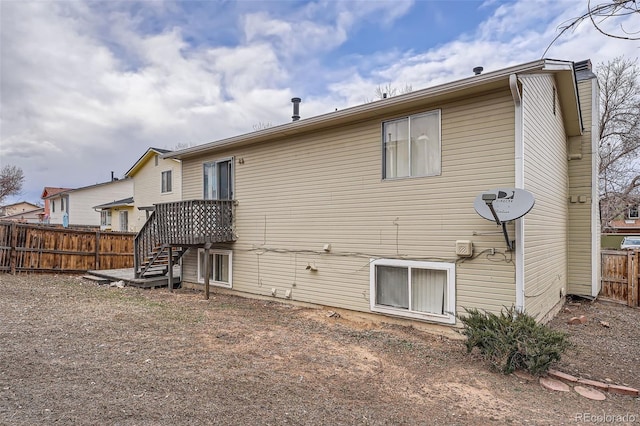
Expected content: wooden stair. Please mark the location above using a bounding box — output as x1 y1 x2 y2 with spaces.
137 245 187 278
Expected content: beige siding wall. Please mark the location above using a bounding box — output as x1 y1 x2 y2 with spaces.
132 156 182 231
567 77 599 296
108 206 135 232
521 74 568 320
68 179 134 226
181 90 519 322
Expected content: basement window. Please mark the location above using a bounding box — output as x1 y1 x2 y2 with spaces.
370 259 455 324
197 249 232 288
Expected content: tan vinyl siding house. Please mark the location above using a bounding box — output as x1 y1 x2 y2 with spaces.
567 70 600 298
520 73 570 321
125 148 182 232
155 58 599 326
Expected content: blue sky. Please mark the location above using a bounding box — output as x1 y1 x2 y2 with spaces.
1 0 638 205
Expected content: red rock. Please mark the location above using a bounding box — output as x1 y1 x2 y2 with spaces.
574 386 606 400
607 385 639 396
547 369 578 383
567 317 582 325
513 370 535 381
578 315 588 324
540 377 571 392
577 378 609 391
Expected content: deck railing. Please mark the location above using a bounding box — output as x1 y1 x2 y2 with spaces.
134 200 235 277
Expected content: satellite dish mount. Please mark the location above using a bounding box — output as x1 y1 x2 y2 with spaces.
474 188 535 251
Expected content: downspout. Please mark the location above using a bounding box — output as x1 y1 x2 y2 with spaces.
510 74 525 313
590 78 601 297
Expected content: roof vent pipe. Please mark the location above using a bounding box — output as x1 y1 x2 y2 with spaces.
473 66 484 75
291 97 301 121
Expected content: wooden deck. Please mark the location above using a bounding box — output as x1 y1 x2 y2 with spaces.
86 267 181 289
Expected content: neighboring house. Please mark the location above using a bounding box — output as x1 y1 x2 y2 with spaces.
1 207 45 223
93 197 135 232
124 147 182 232
40 187 72 222
44 179 133 227
137 58 600 327
603 198 640 234
0 201 41 217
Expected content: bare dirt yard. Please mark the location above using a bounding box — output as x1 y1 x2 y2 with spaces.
1 274 638 425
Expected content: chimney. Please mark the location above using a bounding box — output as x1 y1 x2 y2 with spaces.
291 97 301 121
574 60 592 72
473 66 484 75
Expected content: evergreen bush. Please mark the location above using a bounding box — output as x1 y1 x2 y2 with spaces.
459 306 570 376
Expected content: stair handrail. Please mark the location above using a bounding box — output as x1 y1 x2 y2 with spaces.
134 210 159 278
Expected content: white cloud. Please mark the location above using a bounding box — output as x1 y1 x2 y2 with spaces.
1 0 637 205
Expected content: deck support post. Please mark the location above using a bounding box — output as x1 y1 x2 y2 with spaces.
204 243 212 300
168 246 173 292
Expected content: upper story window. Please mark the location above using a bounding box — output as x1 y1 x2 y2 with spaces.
629 205 639 219
383 110 441 179
203 159 233 200
52 200 56 213
161 170 172 193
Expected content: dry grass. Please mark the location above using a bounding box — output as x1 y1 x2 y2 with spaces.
1 274 638 425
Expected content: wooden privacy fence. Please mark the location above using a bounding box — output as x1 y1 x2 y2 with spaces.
600 250 639 307
0 221 134 274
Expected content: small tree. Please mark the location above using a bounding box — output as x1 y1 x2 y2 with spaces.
253 122 273 131
543 0 639 56
365 83 413 103
597 57 640 229
0 165 24 205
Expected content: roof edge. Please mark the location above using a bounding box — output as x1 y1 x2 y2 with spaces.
165 58 579 160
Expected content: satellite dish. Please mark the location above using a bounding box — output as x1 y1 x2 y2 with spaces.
474 188 535 223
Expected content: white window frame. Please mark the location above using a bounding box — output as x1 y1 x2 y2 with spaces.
119 211 128 232
161 170 172 193
100 210 112 227
382 109 442 180
369 258 455 324
629 204 639 219
197 249 232 288
203 158 234 200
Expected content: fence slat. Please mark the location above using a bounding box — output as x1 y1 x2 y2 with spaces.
0 221 134 274
601 249 640 307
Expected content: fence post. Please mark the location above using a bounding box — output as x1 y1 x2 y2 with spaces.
9 223 17 274
631 251 639 308
95 231 101 271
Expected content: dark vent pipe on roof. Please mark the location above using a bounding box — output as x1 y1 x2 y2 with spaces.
291 97 301 121
473 66 484 75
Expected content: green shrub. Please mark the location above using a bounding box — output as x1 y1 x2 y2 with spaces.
459 306 570 376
